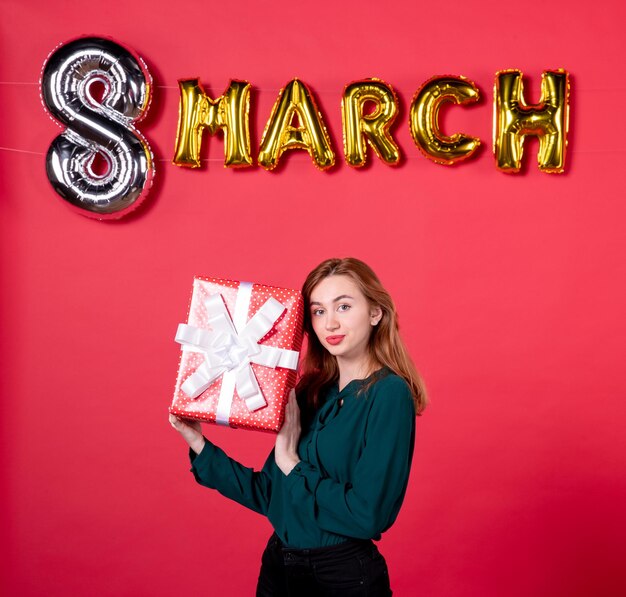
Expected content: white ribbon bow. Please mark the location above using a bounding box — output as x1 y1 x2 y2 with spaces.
175 292 299 413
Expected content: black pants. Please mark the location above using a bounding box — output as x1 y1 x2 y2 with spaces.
256 533 393 596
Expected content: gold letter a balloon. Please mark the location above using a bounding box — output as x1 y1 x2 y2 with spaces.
258 79 335 171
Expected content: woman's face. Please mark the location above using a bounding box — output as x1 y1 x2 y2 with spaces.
309 274 382 363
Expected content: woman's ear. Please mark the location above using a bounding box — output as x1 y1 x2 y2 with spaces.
370 305 383 326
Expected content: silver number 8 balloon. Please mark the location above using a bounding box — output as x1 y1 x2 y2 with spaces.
41 37 155 219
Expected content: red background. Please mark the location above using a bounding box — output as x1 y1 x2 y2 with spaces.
2 1 625 595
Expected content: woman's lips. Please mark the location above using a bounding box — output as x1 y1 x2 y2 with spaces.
326 335 345 345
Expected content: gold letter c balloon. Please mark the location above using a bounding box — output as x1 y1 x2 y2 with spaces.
410 75 481 165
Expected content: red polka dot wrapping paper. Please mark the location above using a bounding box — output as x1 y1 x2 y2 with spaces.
170 276 304 433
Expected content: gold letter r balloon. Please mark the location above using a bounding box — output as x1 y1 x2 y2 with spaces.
341 79 400 167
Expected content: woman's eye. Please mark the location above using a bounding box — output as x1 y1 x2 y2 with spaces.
338 304 351 312
312 309 324 316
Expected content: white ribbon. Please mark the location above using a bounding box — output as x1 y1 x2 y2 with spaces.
175 282 299 424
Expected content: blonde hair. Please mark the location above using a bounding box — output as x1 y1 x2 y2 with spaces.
296 257 427 415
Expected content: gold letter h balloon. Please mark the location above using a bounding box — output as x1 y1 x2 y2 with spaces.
494 70 570 173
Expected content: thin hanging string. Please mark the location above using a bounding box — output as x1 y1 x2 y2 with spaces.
0 80 616 157
3 79 623 94
0 146 225 161
0 146 342 162
0 146 44 156
0 80 341 93
0 145 614 160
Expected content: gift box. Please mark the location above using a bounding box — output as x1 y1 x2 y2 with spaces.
170 276 304 432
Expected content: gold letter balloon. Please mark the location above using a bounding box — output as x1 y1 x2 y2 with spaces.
341 79 400 167
494 69 570 173
258 79 335 171
409 75 481 166
173 79 252 168
41 36 154 219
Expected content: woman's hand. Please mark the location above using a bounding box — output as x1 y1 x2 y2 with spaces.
169 413 205 455
275 389 302 476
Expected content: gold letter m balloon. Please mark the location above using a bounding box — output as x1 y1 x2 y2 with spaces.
494 69 570 173
173 79 252 168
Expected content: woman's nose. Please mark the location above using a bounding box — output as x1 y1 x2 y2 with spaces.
325 313 339 330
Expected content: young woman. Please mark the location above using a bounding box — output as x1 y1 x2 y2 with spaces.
169 257 427 596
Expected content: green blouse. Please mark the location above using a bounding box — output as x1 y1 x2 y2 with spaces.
189 367 416 549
